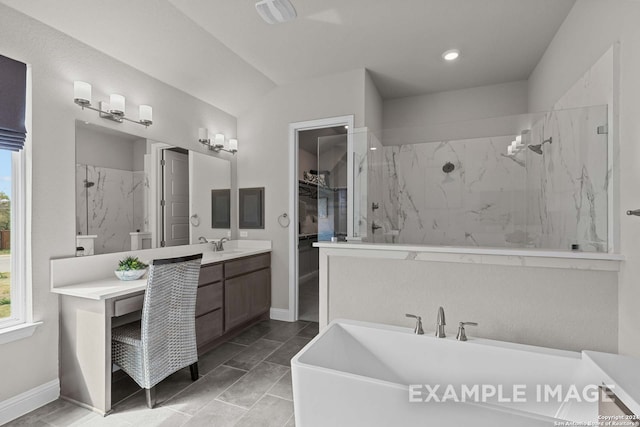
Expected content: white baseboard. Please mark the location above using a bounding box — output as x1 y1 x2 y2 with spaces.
270 308 292 322
0 379 59 425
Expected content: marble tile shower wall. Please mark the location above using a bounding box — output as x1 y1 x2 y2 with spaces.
76 164 147 254
525 105 608 252
368 136 527 247
366 105 608 251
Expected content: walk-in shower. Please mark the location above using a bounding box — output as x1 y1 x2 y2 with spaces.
353 105 610 252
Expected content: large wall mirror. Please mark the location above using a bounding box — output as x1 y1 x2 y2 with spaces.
75 121 232 255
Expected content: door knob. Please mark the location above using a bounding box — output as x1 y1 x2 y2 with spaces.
627 209 640 216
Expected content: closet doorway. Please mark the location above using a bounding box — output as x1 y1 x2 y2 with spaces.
288 116 353 323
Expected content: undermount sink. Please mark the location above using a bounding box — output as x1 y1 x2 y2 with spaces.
206 248 247 258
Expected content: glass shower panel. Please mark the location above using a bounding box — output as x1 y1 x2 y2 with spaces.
352 129 369 239
524 104 608 252
354 104 609 252
317 133 348 241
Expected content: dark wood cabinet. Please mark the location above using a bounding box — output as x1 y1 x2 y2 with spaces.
224 253 271 332
195 263 224 348
248 268 271 318
195 252 271 350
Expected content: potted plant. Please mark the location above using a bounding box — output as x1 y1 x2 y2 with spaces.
114 255 148 281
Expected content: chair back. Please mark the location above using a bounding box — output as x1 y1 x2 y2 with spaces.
141 253 202 384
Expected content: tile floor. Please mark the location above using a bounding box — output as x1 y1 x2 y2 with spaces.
297 275 318 323
7 320 319 427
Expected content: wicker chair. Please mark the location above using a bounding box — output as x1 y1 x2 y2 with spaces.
112 253 203 408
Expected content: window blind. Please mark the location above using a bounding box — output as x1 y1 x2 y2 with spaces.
0 54 27 151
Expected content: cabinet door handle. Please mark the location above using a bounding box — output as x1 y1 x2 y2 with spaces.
627 209 640 216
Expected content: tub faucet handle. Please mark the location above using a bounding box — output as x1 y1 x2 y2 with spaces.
405 313 424 335
456 322 478 341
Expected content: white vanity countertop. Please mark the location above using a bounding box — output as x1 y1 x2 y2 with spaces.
51 240 271 301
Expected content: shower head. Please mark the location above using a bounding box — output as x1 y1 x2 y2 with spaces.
528 144 543 155
527 137 552 155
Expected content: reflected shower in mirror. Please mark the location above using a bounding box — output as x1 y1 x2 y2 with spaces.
75 121 231 255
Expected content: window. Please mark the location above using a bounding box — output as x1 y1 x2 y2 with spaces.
0 53 30 337
0 148 25 328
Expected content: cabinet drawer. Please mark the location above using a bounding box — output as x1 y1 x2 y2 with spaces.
196 308 223 347
113 293 144 317
199 263 223 285
224 253 270 278
196 282 223 317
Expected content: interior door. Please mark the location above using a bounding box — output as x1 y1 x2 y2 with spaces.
162 149 189 247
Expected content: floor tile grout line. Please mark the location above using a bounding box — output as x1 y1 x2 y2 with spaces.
265 392 293 402
264 366 292 397
216 362 291 414
160 363 252 412
283 413 295 427
213 397 252 411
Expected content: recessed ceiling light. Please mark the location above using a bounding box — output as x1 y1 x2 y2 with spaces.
442 49 461 61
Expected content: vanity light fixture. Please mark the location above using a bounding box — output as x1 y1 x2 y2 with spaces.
198 128 238 154
73 81 153 127
442 49 461 61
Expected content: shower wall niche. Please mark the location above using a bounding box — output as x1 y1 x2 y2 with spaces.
362 104 609 252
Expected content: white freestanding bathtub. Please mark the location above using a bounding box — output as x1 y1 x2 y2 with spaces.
291 320 640 427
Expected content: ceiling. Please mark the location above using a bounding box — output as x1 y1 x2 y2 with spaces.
1 0 575 116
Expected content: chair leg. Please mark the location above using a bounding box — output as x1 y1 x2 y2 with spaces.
145 386 156 409
190 362 199 381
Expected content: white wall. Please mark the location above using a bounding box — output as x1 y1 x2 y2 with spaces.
237 69 366 310
0 4 236 404
527 0 640 357
75 125 136 171
326 255 618 353
298 149 317 181
383 80 529 132
364 70 383 136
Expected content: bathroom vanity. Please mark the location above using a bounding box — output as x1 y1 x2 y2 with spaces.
51 240 271 415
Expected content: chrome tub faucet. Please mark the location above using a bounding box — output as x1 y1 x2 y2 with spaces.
456 322 478 341
405 313 424 335
436 306 446 338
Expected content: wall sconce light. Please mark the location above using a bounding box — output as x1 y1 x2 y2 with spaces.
73 81 153 127
198 128 238 154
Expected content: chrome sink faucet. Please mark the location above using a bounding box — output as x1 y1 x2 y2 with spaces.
198 236 208 244
213 237 230 251
435 306 446 338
